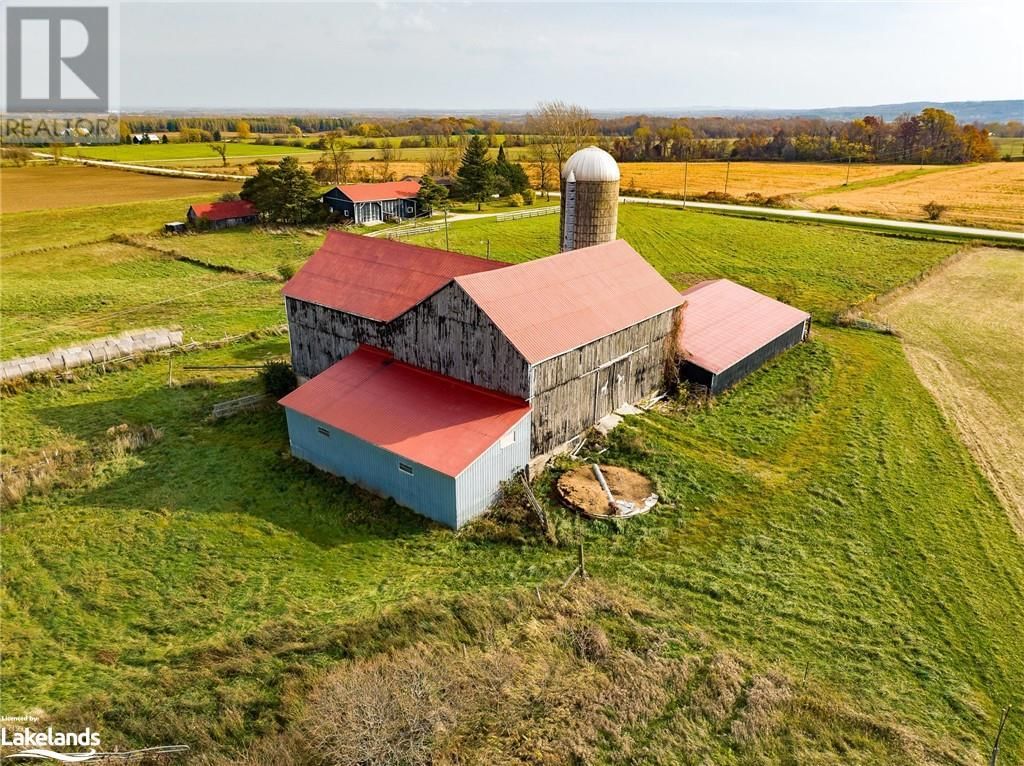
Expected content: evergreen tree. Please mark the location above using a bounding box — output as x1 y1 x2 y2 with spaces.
416 175 449 214
493 144 530 197
453 135 495 210
241 157 320 224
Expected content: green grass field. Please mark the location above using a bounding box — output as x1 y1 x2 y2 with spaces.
69 142 319 164
991 136 1024 158
410 204 961 319
2 200 1022 762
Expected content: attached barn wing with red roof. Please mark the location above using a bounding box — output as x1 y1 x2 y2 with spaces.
188 200 258 222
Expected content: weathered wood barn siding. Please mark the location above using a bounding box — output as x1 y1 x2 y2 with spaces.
286 284 530 397
527 310 676 454
388 283 530 399
285 297 387 380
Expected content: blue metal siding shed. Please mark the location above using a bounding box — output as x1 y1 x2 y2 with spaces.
284 408 530 529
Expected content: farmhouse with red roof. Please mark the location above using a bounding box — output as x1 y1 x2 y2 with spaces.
186 200 258 229
321 180 422 225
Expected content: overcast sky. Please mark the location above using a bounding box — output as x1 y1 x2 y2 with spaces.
119 1 1023 111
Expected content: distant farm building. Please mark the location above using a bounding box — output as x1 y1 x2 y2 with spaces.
322 181 422 225
187 200 259 229
279 346 531 528
678 279 811 394
130 133 162 143
280 146 810 528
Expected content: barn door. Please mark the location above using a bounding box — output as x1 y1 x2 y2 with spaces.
593 367 614 423
611 357 632 410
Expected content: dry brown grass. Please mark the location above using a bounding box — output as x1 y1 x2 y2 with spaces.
872 247 1024 535
615 160 912 199
199 580 974 766
805 162 1024 230
0 164 238 213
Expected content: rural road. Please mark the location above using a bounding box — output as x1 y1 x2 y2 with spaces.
32 152 246 181
615 194 1024 243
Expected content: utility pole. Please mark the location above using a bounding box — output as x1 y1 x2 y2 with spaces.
443 208 449 251
682 149 689 207
845 155 852 186
724 160 731 196
486 239 491 260
990 706 1011 766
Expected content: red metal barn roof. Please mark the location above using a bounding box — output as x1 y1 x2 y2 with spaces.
189 200 257 221
454 240 684 364
331 181 421 202
677 279 811 374
282 230 507 321
278 346 531 477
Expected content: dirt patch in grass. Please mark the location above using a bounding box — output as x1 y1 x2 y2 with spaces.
1 164 237 213
557 464 655 517
872 246 1024 534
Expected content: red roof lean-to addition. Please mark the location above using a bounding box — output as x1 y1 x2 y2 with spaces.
278 346 531 477
189 200 257 221
455 240 684 364
282 230 507 321
331 181 421 202
677 279 810 374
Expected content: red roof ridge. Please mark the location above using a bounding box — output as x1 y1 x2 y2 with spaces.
355 345 531 408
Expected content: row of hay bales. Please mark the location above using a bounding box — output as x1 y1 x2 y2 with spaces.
0 328 182 380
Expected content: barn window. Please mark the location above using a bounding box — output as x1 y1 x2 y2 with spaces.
317 426 330 437
344 210 351 217
398 462 414 476
499 430 515 448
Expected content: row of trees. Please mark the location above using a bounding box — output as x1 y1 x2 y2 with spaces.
605 108 998 164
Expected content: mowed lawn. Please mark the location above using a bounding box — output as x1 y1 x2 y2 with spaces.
874 247 1024 532
68 142 319 163
2 202 1022 760
0 164 239 213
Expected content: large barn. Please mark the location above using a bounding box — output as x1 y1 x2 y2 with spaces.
280 146 810 528
678 279 811 394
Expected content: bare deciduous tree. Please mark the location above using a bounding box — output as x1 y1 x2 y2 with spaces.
319 130 352 185
379 139 401 181
209 142 228 167
527 138 555 199
527 100 596 171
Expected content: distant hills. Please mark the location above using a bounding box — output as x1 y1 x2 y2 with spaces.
596 100 1023 123
127 100 1022 124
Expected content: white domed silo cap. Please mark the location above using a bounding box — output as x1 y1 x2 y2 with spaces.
562 146 620 181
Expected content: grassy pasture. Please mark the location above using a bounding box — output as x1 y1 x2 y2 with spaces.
409 203 960 320
991 136 1024 158
0 164 239 214
2 201 1022 761
68 142 319 163
872 247 1024 532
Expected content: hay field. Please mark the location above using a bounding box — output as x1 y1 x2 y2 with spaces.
614 161 914 198
872 247 1024 533
1 164 238 214
804 163 1024 230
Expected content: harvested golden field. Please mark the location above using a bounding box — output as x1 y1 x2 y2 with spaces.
0 164 238 213
615 161 914 199
805 163 1024 230
872 247 1024 534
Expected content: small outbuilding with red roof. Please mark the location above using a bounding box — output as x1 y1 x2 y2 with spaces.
322 180 422 224
186 200 258 229
677 279 811 394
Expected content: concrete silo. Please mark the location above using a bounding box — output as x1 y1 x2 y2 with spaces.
559 146 620 252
